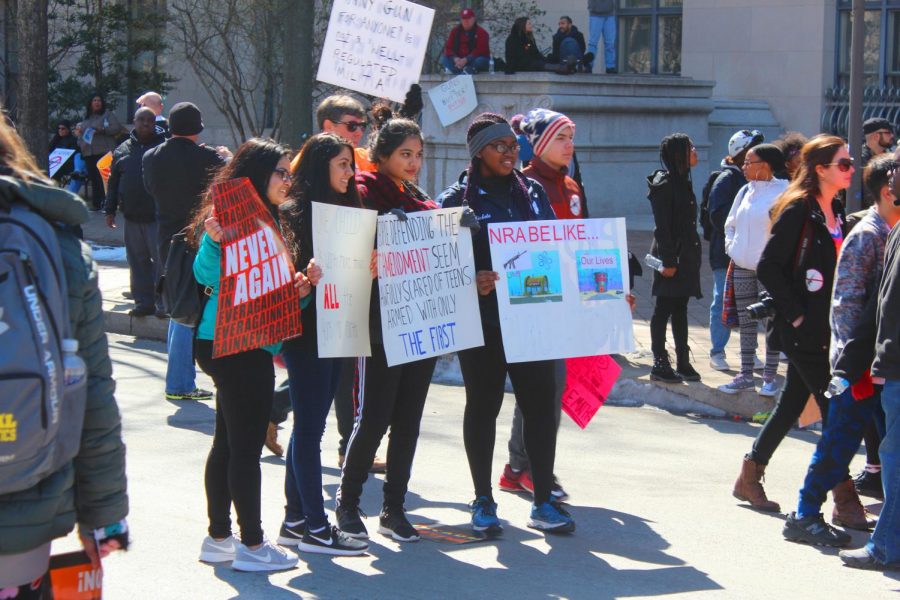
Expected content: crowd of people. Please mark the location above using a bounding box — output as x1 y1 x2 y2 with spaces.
646 119 899 571
2 15 900 595
440 5 619 76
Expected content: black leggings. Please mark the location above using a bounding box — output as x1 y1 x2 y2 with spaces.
650 295 689 356
83 154 105 209
749 345 830 465
458 325 557 504
338 344 436 510
195 340 274 547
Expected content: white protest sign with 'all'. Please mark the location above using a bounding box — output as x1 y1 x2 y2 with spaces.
377 207 483 366
427 74 478 127
312 202 378 358
316 0 435 103
488 218 635 363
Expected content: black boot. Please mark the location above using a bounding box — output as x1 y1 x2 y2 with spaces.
650 352 683 384
675 347 701 382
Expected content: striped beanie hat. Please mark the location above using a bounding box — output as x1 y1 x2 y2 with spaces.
521 109 575 158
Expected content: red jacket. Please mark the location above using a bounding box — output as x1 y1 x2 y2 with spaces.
523 157 585 219
443 24 490 59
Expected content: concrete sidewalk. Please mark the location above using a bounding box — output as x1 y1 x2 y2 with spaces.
87 212 781 420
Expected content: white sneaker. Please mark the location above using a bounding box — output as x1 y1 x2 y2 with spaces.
759 379 781 397
709 354 730 371
232 540 299 572
199 535 238 563
753 355 764 371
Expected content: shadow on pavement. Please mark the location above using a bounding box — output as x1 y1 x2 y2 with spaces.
166 399 216 436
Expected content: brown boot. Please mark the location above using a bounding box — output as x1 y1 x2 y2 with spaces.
264 422 283 457
832 479 876 530
733 457 780 512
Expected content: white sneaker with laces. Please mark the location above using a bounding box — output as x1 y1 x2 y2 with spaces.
709 354 730 371
759 379 781 397
199 535 238 563
231 540 299 572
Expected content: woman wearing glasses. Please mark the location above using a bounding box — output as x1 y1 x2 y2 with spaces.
733 135 850 515
192 138 305 571
718 144 787 396
438 113 575 535
274 133 370 556
335 105 439 544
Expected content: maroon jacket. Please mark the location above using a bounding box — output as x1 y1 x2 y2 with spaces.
523 157 585 220
443 24 490 59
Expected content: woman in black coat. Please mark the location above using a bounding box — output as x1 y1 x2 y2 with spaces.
504 17 571 74
647 133 702 383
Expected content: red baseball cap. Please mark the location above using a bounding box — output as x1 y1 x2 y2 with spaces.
460 8 475 19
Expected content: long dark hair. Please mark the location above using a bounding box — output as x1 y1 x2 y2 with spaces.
190 137 291 244
659 133 693 181
281 133 361 265
463 112 532 215
85 93 107 118
510 17 534 44
770 134 845 223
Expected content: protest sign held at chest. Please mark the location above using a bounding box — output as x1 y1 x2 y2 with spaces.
223 226 293 306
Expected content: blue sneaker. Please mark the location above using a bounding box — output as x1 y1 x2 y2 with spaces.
470 496 502 533
528 501 575 533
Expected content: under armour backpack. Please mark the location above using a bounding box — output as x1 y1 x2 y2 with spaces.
0 201 87 495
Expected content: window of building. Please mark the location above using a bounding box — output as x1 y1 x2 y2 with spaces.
617 0 682 75
836 0 900 88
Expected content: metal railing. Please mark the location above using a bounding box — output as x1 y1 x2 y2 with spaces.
821 86 900 137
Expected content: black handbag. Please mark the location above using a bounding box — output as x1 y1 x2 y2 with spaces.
156 227 211 326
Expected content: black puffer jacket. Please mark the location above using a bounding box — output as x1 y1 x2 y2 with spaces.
647 170 702 298
757 197 845 354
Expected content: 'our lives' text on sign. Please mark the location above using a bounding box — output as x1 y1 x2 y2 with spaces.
213 178 302 358
316 0 435 103
488 218 635 363
312 202 378 357
377 207 483 366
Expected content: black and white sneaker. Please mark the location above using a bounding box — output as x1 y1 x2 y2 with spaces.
378 506 420 542
782 512 851 547
299 525 368 556
336 504 369 539
276 519 306 546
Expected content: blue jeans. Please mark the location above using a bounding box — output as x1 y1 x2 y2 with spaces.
797 388 878 517
439 54 490 74
867 379 900 564
558 38 583 63
283 348 342 530
588 15 617 70
709 268 731 356
166 320 196 394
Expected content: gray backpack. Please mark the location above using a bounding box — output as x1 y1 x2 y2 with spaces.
0 201 87 494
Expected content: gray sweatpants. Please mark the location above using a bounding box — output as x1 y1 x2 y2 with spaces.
508 359 565 471
125 219 161 311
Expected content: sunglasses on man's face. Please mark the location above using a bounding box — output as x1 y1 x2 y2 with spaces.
826 158 854 172
336 120 368 133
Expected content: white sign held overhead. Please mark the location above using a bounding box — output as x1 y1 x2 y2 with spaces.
487 218 635 363
316 0 435 103
312 202 379 358
377 207 483 366
427 74 478 127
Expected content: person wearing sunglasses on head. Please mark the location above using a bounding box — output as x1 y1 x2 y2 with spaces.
733 135 850 519
439 113 575 536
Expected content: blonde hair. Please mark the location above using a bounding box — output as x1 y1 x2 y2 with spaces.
769 134 845 223
0 108 53 184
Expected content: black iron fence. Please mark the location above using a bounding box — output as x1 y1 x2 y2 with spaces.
821 87 900 137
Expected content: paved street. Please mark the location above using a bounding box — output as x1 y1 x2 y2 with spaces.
50 334 896 599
